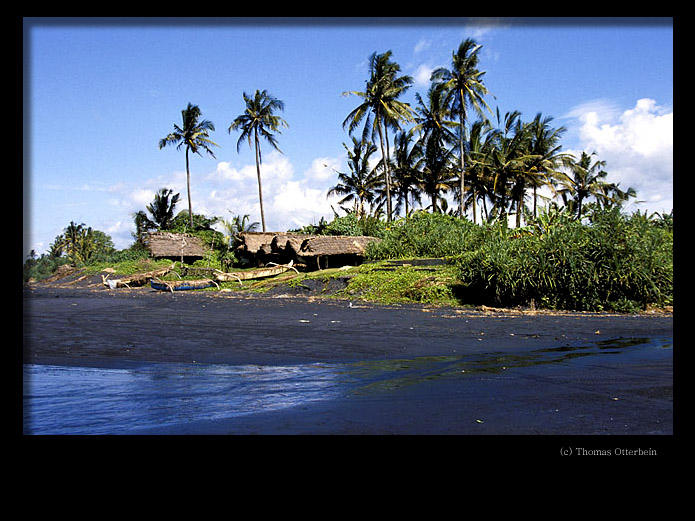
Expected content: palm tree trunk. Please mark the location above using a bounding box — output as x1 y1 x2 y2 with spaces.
254 128 267 232
533 185 537 219
385 124 393 218
376 119 391 222
459 101 466 220
472 186 477 224
185 147 193 228
482 195 489 222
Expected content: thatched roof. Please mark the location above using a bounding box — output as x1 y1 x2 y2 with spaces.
297 235 380 257
145 232 206 258
270 233 313 255
235 232 280 254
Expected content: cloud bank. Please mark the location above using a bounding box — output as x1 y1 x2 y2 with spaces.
564 97 673 215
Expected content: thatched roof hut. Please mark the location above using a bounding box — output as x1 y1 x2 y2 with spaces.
297 235 379 257
233 231 380 269
145 232 206 259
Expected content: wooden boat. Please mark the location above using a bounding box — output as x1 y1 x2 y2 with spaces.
213 260 298 284
150 278 219 292
103 264 175 289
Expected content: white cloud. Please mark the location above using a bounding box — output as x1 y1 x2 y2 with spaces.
463 18 509 41
565 97 673 215
413 64 434 87
414 38 431 54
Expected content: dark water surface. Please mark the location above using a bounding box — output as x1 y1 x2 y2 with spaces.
23 336 672 435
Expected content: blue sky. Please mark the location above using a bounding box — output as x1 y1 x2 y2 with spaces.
24 18 674 255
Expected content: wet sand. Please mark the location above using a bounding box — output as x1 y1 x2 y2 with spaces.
22 286 674 435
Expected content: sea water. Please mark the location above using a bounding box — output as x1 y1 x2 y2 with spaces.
23 336 672 435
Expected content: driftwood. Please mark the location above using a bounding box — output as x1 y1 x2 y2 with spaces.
213 261 298 285
102 264 175 289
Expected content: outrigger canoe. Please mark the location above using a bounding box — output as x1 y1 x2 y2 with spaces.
213 260 298 284
103 264 175 289
150 278 219 292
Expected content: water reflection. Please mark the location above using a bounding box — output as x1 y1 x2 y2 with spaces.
24 363 347 435
24 336 671 434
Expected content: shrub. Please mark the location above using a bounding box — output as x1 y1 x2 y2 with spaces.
366 211 484 260
454 208 673 311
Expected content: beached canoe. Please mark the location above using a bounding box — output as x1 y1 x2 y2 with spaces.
150 278 218 292
103 264 175 289
213 260 297 284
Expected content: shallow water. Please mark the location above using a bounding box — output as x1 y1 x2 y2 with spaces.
23 336 672 435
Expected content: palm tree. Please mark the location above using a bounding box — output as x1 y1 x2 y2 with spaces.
558 151 614 220
431 38 492 220
461 119 494 223
523 113 572 221
220 213 260 247
159 103 218 228
486 110 529 224
343 51 415 222
390 130 424 217
411 83 458 149
146 188 181 230
327 137 381 218
229 90 288 232
420 134 456 213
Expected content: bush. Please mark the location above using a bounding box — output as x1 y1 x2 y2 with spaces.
323 214 388 238
454 208 673 311
365 211 484 260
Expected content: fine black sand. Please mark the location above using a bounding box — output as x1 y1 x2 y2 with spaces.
22 286 674 435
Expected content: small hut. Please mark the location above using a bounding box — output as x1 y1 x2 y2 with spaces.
296 235 380 270
233 231 380 270
235 232 311 266
144 232 206 263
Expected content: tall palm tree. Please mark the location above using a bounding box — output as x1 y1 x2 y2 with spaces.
411 83 459 149
523 113 572 221
343 51 415 222
431 38 492 220
229 90 288 232
461 119 494 224
486 109 529 224
159 103 218 228
327 137 381 218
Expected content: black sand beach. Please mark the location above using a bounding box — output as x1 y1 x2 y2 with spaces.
22 286 674 435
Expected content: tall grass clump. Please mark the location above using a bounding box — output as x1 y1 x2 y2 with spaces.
365 211 484 260
455 207 673 311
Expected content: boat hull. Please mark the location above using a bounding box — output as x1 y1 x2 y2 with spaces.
150 279 215 292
